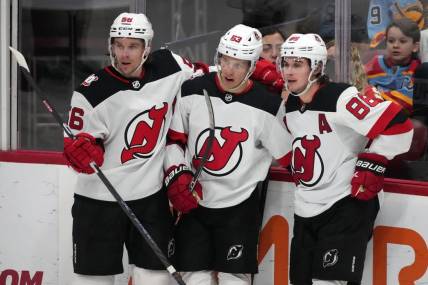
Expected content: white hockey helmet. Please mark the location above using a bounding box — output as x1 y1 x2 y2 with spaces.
279 33 328 97
216 24 263 72
279 33 327 75
109 13 154 70
215 24 262 91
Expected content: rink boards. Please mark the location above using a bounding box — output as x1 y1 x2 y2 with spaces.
0 154 427 285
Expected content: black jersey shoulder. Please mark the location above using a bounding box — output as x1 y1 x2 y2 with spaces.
181 72 216 98
181 73 282 116
75 67 128 107
75 50 183 107
143 49 183 82
286 82 351 113
237 81 283 116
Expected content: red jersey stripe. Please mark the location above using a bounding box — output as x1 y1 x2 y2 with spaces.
366 102 402 139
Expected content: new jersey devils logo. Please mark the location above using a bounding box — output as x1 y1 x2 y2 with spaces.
291 135 324 187
323 249 339 268
121 103 168 163
193 127 248 176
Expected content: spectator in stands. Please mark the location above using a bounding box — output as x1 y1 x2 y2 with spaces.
365 18 421 113
250 28 286 94
260 27 286 64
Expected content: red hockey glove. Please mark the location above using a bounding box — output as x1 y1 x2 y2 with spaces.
251 58 284 92
63 133 104 174
164 164 202 213
351 153 388 200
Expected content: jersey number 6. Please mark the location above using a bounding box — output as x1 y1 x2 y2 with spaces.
69 107 84 130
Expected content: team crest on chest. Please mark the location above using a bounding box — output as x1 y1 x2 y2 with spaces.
193 126 248 176
291 135 324 187
120 102 168 163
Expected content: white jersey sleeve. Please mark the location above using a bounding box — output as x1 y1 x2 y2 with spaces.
171 52 205 80
258 100 292 164
335 86 413 159
68 91 108 139
164 95 191 169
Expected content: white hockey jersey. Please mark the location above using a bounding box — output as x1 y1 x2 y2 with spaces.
165 73 292 208
67 49 195 201
285 82 414 217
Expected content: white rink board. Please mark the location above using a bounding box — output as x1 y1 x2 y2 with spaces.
0 162 427 284
0 162 130 285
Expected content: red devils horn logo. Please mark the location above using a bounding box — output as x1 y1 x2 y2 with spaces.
193 127 248 176
121 103 168 163
292 135 323 186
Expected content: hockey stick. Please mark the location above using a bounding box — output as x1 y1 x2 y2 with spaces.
189 89 215 200
9 47 186 285
173 89 215 225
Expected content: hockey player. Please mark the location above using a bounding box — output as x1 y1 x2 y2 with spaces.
163 24 292 285
278 33 414 285
62 12 202 285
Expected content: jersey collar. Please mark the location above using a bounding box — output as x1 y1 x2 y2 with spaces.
104 66 146 84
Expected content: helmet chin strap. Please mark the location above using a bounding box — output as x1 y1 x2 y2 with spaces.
286 69 318 97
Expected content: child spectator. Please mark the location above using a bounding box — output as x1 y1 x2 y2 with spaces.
365 18 421 113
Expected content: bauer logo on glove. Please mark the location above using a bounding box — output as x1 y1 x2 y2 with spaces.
351 153 388 200
164 164 203 213
355 160 386 175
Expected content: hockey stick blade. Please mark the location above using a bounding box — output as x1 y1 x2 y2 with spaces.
189 89 215 198
9 47 186 285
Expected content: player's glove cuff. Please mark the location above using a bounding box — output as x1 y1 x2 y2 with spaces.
164 164 202 213
354 153 387 175
164 164 193 188
351 153 388 200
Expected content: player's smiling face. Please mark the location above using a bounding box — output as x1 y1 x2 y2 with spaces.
281 57 311 93
111 37 145 78
218 54 250 91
